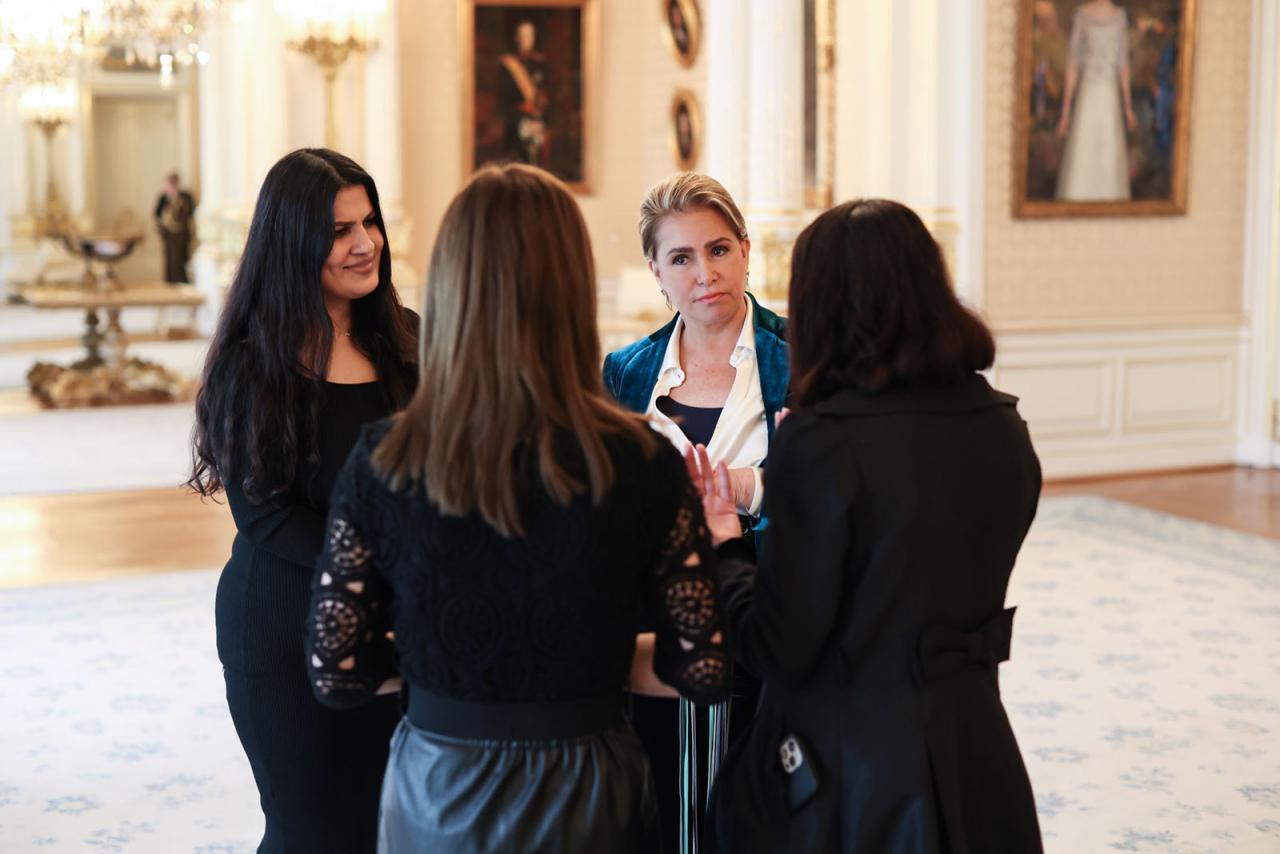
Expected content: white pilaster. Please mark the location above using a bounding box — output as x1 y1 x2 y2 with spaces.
833 0 982 303
0 87 26 241
728 0 808 304
64 79 88 220
703 0 747 198
246 1 288 195
365 0 404 220
1238 0 1280 467
0 88 23 288
744 0 805 214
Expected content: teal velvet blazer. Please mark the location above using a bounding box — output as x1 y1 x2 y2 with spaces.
602 292 790 459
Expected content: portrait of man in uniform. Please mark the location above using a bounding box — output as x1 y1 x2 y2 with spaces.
467 1 595 190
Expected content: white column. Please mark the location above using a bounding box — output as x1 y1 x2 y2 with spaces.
193 16 231 334
832 0 981 304
944 0 985 306
741 0 807 306
364 0 412 292
744 0 805 211
835 0 892 200
365 0 404 220
0 88 26 291
245 1 289 195
196 24 226 231
704 0 748 199
0 88 25 241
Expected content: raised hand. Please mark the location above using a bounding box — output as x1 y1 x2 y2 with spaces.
684 443 741 546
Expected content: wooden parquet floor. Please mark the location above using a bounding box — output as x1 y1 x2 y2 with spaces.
1042 465 1280 542
0 487 235 589
0 466 1275 590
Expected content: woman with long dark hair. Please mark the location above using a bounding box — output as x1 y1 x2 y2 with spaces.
189 148 417 853
301 163 736 852
699 199 1043 853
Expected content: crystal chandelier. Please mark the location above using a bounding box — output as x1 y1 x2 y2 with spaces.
88 1 224 85
1 2 234 92
0 1 87 90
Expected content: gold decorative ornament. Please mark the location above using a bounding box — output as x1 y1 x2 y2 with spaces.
279 0 384 150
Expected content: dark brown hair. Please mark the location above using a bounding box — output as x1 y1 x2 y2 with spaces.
372 163 656 537
788 199 995 407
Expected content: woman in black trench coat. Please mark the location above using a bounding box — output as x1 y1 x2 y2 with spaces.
702 199 1044 854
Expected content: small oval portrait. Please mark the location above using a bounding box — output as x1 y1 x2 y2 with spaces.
670 89 702 170
662 0 701 67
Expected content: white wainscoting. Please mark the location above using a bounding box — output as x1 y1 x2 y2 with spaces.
991 324 1246 478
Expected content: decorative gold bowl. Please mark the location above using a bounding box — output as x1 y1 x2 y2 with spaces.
59 233 144 292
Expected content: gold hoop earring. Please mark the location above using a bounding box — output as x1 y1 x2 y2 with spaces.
660 288 673 311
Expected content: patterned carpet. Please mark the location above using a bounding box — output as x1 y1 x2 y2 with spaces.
0 495 1276 852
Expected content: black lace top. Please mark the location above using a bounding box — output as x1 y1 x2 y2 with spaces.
305 420 732 709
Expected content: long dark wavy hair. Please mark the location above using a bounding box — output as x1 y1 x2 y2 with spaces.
788 199 995 408
188 148 417 501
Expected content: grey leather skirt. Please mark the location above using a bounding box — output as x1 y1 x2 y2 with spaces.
377 688 662 853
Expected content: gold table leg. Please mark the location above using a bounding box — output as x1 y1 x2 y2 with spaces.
75 309 105 370
102 307 127 370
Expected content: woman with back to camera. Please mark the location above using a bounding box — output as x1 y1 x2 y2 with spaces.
697 199 1044 853
188 149 417 853
302 163 736 853
603 171 789 846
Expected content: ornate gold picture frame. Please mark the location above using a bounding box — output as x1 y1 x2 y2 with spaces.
461 0 598 193
669 89 702 171
661 0 701 68
1012 0 1196 217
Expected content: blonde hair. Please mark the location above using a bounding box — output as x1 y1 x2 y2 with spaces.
638 172 748 261
372 164 655 537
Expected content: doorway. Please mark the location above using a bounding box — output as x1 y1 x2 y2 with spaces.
91 94 181 285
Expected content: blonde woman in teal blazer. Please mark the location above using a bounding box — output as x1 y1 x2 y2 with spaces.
604 172 789 852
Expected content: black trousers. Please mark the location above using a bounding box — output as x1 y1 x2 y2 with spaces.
223 665 399 854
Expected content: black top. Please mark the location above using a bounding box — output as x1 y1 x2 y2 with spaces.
306 423 734 709
222 381 395 569
655 395 722 448
217 380 405 673
215 376 410 854
710 375 1044 854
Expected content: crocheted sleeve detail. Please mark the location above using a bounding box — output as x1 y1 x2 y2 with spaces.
647 468 732 706
305 443 395 709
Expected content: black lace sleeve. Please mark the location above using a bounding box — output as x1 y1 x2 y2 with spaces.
305 441 396 709
646 464 733 707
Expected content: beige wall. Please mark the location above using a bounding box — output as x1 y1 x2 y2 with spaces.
982 0 1252 327
397 0 689 283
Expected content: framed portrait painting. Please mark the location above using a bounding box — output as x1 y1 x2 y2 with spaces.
670 89 702 171
661 0 701 68
462 0 598 192
1012 0 1197 217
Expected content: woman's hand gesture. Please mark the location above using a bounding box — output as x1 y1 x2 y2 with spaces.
684 444 741 546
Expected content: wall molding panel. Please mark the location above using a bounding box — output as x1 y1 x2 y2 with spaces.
992 325 1245 478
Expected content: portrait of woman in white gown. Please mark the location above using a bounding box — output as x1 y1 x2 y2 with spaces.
1055 0 1136 201
1015 0 1194 216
